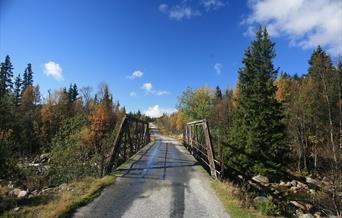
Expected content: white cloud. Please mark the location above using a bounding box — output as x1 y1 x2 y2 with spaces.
159 1 227 21
156 90 170 96
43 61 64 81
144 105 177 118
141 82 170 96
202 0 225 11
128 70 143 80
244 0 342 56
214 63 222 75
129 92 137 97
159 3 201 21
159 4 168 13
142 82 153 92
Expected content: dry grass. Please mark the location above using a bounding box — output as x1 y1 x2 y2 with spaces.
1 174 116 218
211 180 265 218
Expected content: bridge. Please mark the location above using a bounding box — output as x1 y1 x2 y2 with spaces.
73 115 228 218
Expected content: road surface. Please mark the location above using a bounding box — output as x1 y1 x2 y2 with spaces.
73 125 229 218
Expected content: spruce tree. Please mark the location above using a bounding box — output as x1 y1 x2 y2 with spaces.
22 63 33 92
225 27 286 177
0 55 14 97
67 83 78 103
215 85 223 100
72 83 78 102
14 74 22 106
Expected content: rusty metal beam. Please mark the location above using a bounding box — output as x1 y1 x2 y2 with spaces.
183 119 220 179
105 115 150 174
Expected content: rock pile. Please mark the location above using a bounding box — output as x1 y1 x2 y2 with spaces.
247 174 338 217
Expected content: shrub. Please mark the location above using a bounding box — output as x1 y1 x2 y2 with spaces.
49 115 97 185
254 195 280 216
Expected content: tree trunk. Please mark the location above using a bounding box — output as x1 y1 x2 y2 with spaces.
339 73 342 152
320 71 337 164
314 143 317 170
100 153 104 177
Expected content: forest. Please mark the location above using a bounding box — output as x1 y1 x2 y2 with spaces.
0 55 149 215
0 27 341 217
156 28 342 216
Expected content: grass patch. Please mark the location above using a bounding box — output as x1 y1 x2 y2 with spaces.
1 174 116 218
211 180 264 218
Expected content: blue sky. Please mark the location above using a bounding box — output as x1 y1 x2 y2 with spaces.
1 0 341 117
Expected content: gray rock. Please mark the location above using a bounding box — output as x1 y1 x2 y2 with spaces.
253 196 268 204
40 153 49 162
290 180 297 186
300 214 314 218
313 212 321 217
309 189 316 194
252 175 269 184
328 216 339 218
290 200 306 210
17 190 28 198
58 183 67 191
306 177 318 185
9 188 21 197
14 207 20 211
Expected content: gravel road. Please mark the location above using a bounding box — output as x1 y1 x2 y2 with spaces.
73 126 229 218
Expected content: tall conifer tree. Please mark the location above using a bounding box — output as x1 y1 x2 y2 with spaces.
14 74 22 106
0 55 14 97
226 27 286 177
22 63 33 92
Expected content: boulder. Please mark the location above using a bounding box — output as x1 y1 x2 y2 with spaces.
306 177 318 185
252 175 269 184
309 189 316 194
253 196 268 204
9 188 21 197
58 183 67 191
17 190 28 198
300 214 314 218
313 212 321 218
40 153 49 162
290 200 306 210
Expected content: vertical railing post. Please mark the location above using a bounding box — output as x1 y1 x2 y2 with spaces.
105 115 150 175
203 120 217 179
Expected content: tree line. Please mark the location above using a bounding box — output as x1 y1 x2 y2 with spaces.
157 27 341 214
0 56 139 188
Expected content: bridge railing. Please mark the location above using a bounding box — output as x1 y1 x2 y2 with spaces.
183 119 223 179
105 115 150 174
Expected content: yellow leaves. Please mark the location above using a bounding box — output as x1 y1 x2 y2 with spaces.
275 75 287 102
80 126 93 150
20 86 34 111
91 103 110 135
232 83 239 110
